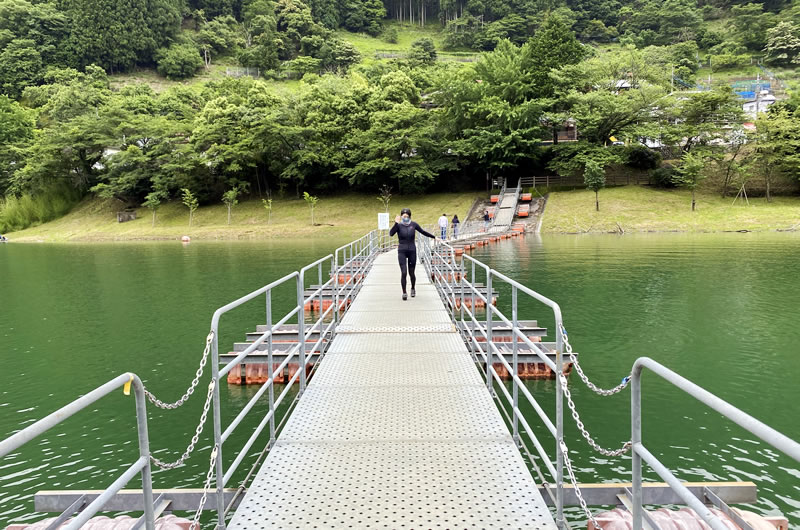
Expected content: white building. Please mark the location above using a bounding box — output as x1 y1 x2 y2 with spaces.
742 91 777 118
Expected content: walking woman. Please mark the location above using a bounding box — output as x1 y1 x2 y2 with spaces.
390 208 435 300
452 214 460 238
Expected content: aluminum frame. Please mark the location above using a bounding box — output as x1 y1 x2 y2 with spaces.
0 374 156 530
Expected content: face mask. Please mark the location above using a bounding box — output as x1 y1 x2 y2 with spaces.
401 217 411 225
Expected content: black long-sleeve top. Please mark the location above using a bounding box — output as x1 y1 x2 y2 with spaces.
389 221 435 250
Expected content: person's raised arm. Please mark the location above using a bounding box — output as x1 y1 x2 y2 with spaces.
415 222 435 239
389 216 400 236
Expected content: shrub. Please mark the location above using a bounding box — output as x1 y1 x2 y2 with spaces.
155 44 203 80
382 27 399 44
409 38 437 64
651 166 679 188
710 53 749 72
0 183 82 233
625 145 662 170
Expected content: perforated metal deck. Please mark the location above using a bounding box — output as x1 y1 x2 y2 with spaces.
227 250 557 529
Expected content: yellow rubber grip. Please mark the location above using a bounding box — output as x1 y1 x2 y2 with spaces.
123 374 133 396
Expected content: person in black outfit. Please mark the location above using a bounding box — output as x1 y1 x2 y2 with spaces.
389 207 435 300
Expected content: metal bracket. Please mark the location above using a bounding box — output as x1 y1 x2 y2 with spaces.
618 488 662 530
45 494 87 530
703 487 756 530
131 494 173 530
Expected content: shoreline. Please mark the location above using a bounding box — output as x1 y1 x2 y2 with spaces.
5 187 800 242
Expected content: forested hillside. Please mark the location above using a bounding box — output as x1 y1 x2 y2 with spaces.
1 0 799 232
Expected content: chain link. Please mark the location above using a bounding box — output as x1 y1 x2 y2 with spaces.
190 445 218 530
560 324 632 396
560 375 632 457
144 331 214 410
560 440 600 528
150 380 216 470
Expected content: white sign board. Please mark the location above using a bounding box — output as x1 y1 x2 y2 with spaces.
378 212 390 230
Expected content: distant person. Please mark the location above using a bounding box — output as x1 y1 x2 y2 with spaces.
452 215 460 238
483 209 490 231
438 213 448 240
390 208 435 301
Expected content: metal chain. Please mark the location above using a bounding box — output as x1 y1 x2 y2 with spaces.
560 440 600 528
190 444 218 530
150 380 216 470
560 324 632 396
560 375 632 457
144 331 214 409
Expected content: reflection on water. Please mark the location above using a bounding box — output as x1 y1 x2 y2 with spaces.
1 233 799 526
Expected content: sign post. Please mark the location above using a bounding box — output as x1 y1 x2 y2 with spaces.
378 213 390 230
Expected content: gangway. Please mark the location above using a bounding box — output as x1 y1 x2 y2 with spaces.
491 178 521 231
1 230 799 530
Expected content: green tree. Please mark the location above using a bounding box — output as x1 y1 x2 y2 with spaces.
261 197 273 223
583 159 605 211
675 149 707 211
198 15 241 69
181 187 199 225
764 21 800 66
377 184 392 212
303 190 318 225
222 184 245 224
0 95 35 194
731 3 776 51
155 43 204 80
341 0 385 35
409 38 437 65
0 39 42 97
753 108 800 201
62 0 180 72
238 0 280 72
143 190 167 226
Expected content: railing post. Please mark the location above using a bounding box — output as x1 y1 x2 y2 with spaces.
471 261 477 362
132 380 156 530
512 285 519 446
318 262 323 338
459 258 465 324
334 253 340 326
210 329 227 528
267 290 275 444
297 272 307 394
555 321 564 530
632 368 643 530
486 271 493 391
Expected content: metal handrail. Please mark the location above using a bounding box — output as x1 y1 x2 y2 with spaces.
0 374 156 530
419 237 567 529
209 230 383 528
489 177 507 230
631 357 800 530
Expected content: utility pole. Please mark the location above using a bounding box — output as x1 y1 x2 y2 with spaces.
670 65 674 93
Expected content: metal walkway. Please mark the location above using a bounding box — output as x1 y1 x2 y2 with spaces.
227 250 556 529
492 188 520 231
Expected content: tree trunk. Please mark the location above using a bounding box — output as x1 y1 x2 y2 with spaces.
595 191 599 211
189 211 193 226
691 189 696 211
765 171 772 203
227 205 232 225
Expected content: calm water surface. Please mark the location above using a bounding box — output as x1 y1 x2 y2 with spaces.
0 234 798 526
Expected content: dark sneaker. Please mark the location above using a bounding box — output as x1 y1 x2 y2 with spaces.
410 289 416 298
402 293 408 300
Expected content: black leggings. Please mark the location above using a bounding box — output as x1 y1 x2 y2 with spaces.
398 247 417 293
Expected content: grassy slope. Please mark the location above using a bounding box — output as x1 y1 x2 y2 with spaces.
541 186 800 233
7 192 479 242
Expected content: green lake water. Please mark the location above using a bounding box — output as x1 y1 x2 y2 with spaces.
1 233 798 527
